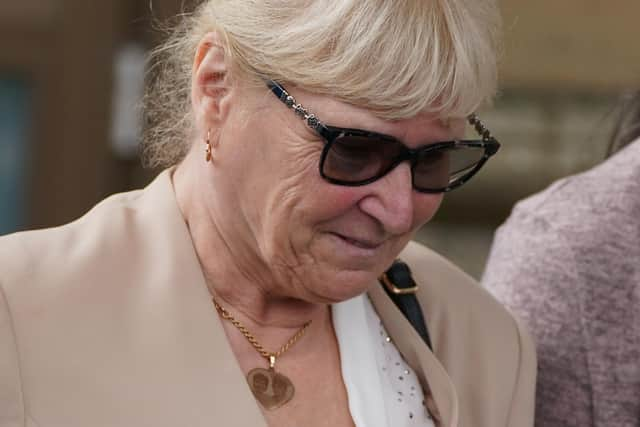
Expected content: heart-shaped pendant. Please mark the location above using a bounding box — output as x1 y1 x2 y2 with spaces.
247 367 295 410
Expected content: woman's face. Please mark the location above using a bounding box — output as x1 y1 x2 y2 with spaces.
210 83 463 303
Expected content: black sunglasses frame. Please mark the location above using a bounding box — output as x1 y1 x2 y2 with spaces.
266 79 500 193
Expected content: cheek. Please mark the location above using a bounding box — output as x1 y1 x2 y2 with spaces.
412 194 443 228
307 185 363 219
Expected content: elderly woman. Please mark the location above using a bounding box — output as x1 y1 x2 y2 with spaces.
0 1 534 426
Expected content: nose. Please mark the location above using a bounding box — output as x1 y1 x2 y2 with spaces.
358 163 415 235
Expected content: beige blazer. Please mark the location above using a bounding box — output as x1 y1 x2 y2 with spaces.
0 170 535 427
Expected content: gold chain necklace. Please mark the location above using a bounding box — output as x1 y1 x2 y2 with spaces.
212 298 311 410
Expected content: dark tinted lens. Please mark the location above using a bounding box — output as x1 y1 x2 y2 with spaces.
322 134 403 183
413 145 486 190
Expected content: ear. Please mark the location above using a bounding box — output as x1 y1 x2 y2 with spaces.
191 32 234 131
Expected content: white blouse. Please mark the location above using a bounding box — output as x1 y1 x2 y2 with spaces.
332 294 436 427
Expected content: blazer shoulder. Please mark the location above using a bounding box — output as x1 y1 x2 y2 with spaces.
399 240 517 330
0 187 146 295
0 276 26 425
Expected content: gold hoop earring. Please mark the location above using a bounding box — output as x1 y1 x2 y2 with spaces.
205 129 212 162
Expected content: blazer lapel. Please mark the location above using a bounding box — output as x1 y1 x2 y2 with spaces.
368 284 458 427
144 170 269 427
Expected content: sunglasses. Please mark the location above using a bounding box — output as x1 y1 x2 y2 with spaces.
266 80 500 193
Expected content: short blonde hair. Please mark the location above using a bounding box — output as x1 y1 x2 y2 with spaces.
143 0 501 167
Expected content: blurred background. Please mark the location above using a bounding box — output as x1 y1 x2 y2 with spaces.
1 0 639 279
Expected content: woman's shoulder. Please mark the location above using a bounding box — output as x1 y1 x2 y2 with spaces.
400 240 519 330
0 187 146 288
0 170 178 285
400 240 533 359
398 241 536 425
485 139 640 294
508 138 640 237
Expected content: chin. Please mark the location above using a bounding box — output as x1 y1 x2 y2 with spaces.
305 266 381 304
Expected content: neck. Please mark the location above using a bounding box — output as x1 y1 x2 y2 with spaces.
172 150 329 333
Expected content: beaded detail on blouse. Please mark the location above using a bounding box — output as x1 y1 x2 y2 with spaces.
332 294 436 427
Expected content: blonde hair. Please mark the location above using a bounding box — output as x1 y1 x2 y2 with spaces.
143 0 501 167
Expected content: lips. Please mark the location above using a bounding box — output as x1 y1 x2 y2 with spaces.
332 233 384 250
